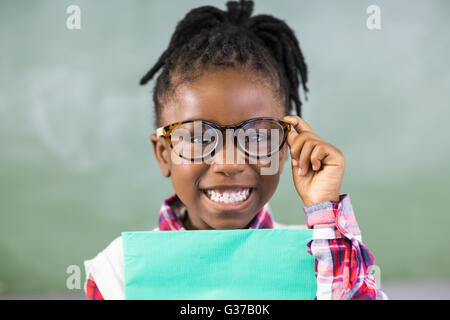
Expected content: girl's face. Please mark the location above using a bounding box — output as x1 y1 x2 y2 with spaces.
151 68 288 230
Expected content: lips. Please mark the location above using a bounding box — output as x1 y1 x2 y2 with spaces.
202 187 251 203
200 185 255 206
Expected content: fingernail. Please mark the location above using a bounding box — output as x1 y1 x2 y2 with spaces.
298 167 302 175
292 159 298 167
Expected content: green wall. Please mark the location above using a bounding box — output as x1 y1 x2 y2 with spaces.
1 0 449 294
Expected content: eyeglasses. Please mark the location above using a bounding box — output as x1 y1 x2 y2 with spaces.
156 117 291 161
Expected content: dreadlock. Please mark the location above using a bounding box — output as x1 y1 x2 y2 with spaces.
140 0 308 127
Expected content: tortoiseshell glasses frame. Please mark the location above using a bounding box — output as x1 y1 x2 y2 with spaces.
155 117 291 161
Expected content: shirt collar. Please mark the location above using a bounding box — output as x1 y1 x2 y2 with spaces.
158 193 274 230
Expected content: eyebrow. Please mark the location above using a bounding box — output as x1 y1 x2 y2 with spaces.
168 117 273 127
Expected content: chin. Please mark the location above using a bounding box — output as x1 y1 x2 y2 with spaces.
206 216 255 230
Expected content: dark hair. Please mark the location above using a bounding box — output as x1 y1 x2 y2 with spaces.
140 0 308 127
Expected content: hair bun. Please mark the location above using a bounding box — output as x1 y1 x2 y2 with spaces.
226 0 254 25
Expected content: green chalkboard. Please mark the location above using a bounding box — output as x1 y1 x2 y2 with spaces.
1 0 449 295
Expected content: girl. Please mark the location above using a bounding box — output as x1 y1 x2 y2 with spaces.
84 0 387 300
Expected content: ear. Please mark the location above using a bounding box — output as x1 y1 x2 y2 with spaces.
150 133 171 178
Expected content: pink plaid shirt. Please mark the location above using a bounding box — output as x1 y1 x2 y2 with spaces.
85 193 387 300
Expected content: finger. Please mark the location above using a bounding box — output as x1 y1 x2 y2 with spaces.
288 131 314 164
298 140 317 176
310 144 329 171
286 130 299 148
283 115 314 134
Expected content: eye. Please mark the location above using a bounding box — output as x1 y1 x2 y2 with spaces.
191 135 214 144
246 132 268 143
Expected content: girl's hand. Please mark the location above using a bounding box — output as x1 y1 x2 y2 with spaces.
283 115 346 206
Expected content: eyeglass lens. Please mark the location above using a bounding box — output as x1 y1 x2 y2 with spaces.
170 119 285 160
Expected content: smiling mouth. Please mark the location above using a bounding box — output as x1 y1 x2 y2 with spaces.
201 187 253 204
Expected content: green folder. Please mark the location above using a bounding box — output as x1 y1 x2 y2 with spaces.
122 229 317 300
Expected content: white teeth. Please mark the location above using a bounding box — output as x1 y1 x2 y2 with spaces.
205 188 251 203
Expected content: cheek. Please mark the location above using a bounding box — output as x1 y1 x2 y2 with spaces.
252 146 287 174
256 165 281 201
170 164 206 200
279 144 289 172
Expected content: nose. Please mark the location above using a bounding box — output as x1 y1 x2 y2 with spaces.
211 162 245 177
211 134 246 177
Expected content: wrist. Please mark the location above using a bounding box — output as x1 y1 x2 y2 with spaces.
303 194 340 206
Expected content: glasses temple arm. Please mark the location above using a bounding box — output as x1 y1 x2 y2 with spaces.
156 127 164 137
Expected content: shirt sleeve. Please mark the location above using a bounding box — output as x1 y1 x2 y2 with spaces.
302 194 388 300
84 275 104 300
